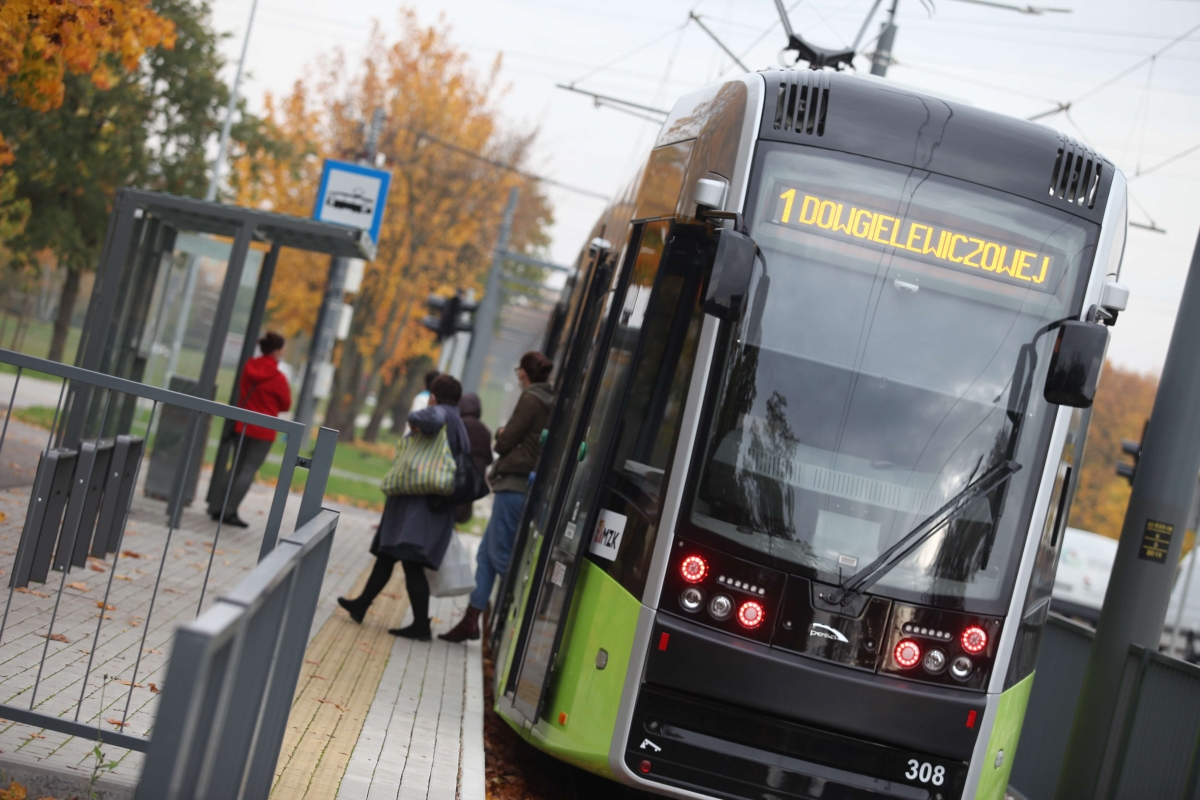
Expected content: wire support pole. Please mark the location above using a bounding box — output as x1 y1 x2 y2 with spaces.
462 187 519 395
206 0 260 203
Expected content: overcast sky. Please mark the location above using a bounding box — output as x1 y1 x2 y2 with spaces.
207 0 1200 375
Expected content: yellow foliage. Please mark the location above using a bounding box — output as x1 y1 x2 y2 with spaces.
1068 362 1159 539
231 11 553 429
0 0 175 165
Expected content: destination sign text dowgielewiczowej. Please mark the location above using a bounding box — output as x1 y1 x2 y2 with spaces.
771 186 1060 291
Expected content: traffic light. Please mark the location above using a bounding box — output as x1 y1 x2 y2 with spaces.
422 291 477 341
1116 419 1149 485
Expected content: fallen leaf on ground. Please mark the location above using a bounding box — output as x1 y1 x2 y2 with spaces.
95 602 115 611
118 680 142 688
106 718 126 728
382 592 400 600
184 541 194 546
120 550 144 559
27 733 44 740
163 588 181 594
114 575 133 582
144 647 162 655
65 582 89 592
100 614 113 620
15 588 48 597
134 569 146 575
148 683 160 694
39 633 68 643
189 563 205 570
127 618 141 627
314 698 347 711
89 563 105 573
78 649 91 655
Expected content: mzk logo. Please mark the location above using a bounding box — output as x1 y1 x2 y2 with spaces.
809 622 849 643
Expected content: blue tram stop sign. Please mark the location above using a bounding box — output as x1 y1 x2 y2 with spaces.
313 159 392 250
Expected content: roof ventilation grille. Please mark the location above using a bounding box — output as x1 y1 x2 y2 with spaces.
773 71 831 137
1048 136 1102 210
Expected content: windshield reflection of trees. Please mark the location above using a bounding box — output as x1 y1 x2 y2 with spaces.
701 337 1017 591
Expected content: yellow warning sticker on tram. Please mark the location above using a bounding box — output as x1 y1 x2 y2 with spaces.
771 185 1059 291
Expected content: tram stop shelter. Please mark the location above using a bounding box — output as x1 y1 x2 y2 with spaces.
63 188 374 515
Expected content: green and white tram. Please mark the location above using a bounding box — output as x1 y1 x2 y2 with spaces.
491 68 1129 800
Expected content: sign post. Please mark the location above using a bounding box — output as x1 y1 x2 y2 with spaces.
295 160 391 435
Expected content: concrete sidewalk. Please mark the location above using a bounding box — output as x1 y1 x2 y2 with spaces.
0 460 486 800
274 544 486 800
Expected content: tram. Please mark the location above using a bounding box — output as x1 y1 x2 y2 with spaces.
490 68 1130 800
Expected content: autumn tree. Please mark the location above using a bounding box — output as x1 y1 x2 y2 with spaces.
0 0 174 170
0 0 288 362
1068 362 1159 539
234 13 553 442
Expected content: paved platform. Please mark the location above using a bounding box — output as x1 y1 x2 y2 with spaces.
0 433 487 800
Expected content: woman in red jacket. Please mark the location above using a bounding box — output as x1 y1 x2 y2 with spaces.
208 332 292 528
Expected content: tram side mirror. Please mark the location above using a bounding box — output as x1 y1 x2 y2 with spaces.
1044 320 1109 408
704 228 758 320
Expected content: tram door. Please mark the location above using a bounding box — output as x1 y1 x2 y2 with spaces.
509 219 708 722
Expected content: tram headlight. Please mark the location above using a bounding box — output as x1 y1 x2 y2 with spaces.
736 600 765 629
679 587 705 612
893 639 921 669
680 555 708 584
950 655 974 681
709 594 734 621
961 625 988 654
923 648 947 674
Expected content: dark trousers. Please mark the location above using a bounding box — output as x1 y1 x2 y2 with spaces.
208 436 272 517
356 555 431 631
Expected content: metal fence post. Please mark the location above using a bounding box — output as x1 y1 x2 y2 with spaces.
297 427 338 527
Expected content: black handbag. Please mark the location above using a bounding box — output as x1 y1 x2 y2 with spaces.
428 451 489 511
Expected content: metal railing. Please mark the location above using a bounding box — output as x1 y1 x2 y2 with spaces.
134 507 339 800
0 347 336 751
1010 614 1200 799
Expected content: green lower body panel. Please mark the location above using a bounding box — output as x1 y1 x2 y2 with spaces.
526 559 642 777
975 672 1035 800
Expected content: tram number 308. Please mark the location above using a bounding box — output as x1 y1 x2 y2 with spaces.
905 760 945 786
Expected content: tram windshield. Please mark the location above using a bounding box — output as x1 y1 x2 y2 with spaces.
690 143 1098 610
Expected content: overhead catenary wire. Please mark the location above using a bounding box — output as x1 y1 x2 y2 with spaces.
689 12 750 72
404 127 610 201
1028 19 1200 120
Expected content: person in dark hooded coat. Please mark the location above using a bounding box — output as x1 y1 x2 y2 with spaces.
455 393 493 524
441 352 554 642
338 374 470 641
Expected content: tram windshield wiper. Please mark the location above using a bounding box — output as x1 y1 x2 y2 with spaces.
826 459 1021 606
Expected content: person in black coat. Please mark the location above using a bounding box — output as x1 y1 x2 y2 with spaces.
455 393 493 524
337 374 470 640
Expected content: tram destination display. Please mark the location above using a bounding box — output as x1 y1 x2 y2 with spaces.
769 182 1065 292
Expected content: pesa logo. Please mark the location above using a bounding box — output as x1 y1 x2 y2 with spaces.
809 623 849 643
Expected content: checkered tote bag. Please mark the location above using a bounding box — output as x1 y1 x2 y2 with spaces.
381 425 456 497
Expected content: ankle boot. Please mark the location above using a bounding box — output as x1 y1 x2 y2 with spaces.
389 620 431 641
338 596 368 624
438 607 481 643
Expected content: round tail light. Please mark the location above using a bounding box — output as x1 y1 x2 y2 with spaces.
737 600 765 629
894 639 921 668
961 625 988 654
709 594 734 621
680 555 708 584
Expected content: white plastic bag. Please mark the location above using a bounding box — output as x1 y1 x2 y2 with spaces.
426 533 475 597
